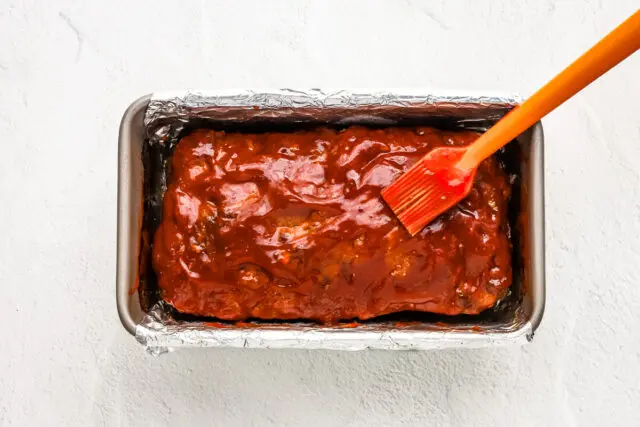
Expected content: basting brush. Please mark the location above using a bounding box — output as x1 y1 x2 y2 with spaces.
382 10 640 236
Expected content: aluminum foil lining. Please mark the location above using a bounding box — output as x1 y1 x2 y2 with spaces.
144 89 521 146
136 89 530 354
138 302 532 354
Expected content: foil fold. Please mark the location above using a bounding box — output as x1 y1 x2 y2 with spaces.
137 302 532 353
144 89 521 148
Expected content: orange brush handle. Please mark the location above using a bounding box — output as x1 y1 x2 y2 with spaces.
460 9 640 168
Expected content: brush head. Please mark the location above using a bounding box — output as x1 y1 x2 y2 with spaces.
381 146 476 236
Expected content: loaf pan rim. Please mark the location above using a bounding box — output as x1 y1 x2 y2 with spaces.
116 91 545 346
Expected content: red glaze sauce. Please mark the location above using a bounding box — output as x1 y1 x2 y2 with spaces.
152 126 512 323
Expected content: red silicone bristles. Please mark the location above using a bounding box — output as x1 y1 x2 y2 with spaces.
382 150 474 236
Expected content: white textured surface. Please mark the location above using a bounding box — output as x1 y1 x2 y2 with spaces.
1 1 639 425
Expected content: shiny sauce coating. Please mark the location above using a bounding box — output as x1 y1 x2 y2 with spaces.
152 126 512 323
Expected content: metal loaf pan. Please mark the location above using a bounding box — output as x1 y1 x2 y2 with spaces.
117 90 545 352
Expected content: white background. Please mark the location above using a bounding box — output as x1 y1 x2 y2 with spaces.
1 1 639 426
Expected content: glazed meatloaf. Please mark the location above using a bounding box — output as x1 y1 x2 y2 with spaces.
152 126 512 323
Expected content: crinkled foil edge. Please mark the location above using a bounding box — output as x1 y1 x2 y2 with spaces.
137 303 532 355
144 89 522 147
137 89 530 354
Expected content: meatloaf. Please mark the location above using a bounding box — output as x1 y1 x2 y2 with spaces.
152 126 512 323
